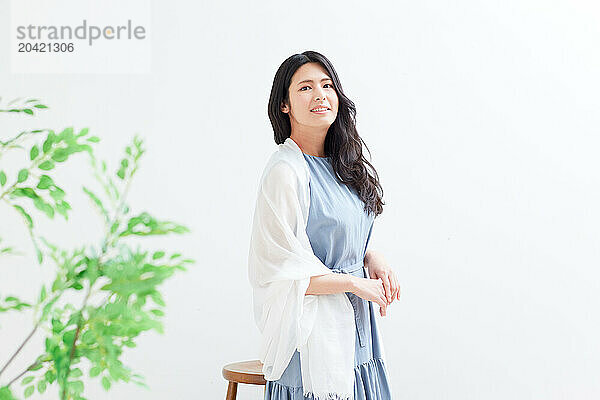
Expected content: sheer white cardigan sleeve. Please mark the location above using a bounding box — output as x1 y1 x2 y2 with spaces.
247 159 333 380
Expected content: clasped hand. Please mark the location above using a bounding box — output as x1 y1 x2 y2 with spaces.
359 250 401 317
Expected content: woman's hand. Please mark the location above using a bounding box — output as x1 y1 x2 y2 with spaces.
364 250 401 307
349 277 389 316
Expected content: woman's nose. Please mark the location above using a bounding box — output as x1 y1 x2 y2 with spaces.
314 90 326 101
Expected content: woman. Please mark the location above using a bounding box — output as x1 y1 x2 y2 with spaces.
248 50 400 400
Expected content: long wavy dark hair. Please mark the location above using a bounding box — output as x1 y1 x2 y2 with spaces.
268 50 385 217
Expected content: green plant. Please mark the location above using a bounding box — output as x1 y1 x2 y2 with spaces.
0 97 194 400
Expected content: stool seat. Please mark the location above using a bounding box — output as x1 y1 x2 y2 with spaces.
222 359 266 385
222 359 266 399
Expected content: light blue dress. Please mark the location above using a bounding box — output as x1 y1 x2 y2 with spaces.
264 153 392 399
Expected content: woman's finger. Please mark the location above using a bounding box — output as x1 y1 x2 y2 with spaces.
391 272 399 301
377 294 386 309
380 274 391 303
377 279 386 297
375 288 387 309
386 273 394 305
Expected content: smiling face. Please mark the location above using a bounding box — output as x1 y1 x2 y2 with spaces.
280 62 339 131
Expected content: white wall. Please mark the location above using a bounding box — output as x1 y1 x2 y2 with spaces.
1 0 599 399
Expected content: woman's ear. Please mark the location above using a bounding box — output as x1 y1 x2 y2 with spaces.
280 101 289 114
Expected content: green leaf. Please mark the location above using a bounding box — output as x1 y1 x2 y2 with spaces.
150 291 165 306
59 127 74 139
120 212 189 237
0 171 6 186
0 247 14 255
152 251 165 260
17 169 29 183
150 309 164 317
56 200 71 219
21 376 34 386
13 205 33 229
24 385 34 397
101 376 111 390
70 368 83 378
37 175 54 190
0 386 17 400
62 329 76 346
29 363 43 371
12 187 37 199
42 132 56 153
15 302 32 311
33 197 54 218
44 369 56 384
23 109 33 115
30 145 39 160
81 330 95 345
67 380 84 394
89 366 102 377
49 187 65 201
38 161 54 171
52 318 64 334
82 187 107 219
87 136 100 143
37 380 47 394
108 364 123 381
34 104 48 109
76 127 89 137
51 149 69 162
39 286 46 302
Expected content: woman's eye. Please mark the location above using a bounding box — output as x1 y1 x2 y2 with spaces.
300 84 333 91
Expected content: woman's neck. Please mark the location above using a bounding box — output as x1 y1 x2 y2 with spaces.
289 130 327 157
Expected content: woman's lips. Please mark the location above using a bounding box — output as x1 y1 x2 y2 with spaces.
310 108 329 114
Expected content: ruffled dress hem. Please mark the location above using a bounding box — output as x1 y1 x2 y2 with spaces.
264 358 390 400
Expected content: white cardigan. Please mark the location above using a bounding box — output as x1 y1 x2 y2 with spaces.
248 137 356 400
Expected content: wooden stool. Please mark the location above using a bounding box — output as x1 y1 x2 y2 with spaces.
222 359 267 400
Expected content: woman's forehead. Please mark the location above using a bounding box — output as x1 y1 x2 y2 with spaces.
292 63 331 84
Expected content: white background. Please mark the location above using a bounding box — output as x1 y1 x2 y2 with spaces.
1 0 599 399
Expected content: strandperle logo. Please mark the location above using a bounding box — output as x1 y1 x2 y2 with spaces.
16 19 146 46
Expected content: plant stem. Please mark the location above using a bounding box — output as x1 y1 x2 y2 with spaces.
0 322 39 379
0 181 19 202
61 285 92 400
6 360 42 388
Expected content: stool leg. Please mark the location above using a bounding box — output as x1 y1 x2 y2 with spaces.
225 381 238 400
